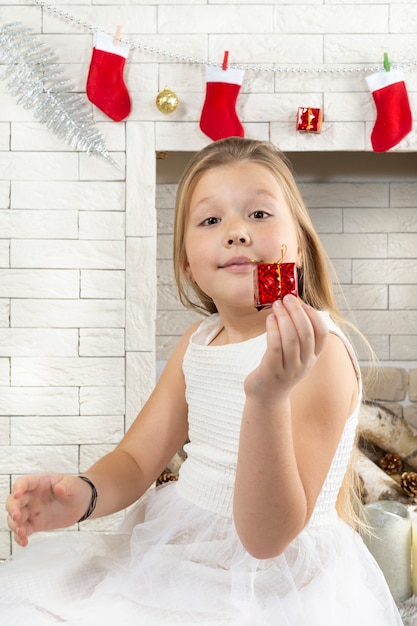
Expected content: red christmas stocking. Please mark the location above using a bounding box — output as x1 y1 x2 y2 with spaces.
365 67 412 152
86 31 131 122
199 66 245 141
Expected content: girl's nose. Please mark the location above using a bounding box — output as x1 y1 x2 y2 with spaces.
227 233 248 246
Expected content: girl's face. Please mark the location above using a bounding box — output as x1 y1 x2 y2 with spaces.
184 161 301 312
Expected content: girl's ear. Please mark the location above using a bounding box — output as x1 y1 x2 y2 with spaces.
184 261 194 282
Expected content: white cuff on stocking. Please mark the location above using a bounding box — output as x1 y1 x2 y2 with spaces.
93 31 130 59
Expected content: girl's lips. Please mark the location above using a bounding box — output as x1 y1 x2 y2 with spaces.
220 257 257 271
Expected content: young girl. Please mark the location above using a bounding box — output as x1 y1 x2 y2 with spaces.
1 137 403 625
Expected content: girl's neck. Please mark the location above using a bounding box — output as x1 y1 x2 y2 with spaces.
211 308 269 345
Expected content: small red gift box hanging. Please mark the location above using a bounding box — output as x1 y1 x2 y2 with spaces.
296 107 323 133
252 245 298 311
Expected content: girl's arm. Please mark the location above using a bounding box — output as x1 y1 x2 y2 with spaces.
233 295 358 559
7 324 197 547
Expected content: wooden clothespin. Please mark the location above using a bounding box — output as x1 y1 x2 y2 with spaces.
114 24 122 46
383 52 391 72
222 50 229 71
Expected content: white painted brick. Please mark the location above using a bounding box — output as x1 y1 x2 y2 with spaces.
157 209 174 235
80 270 125 299
270 121 366 152
309 208 343 234
158 285 183 311
391 184 417 208
353 259 416 284
79 329 125 357
325 34 417 65
273 5 388 34
391 336 417 361
300 183 389 208
337 284 387 310
11 416 124 445
332 259 352 284
0 359 9 385
0 418 9 446
79 445 117 471
0 269 79 299
0 153 78 180
0 533 11 561
0 329 78 357
11 357 124 387
159 5 273 34
11 299 125 328
0 387 79 416
156 122 208 151
157 233 173 260
325 92 374 122
157 260 175 287
11 240 125 269
80 386 125 416
390 286 417 310
156 185 176 210
129 33 207 64
0 445 78 474
126 352 155 428
79 212 125 240
209 34 323 64
320 233 386 258
0 123 10 151
0 301 10 328
43 6 157 36
126 123 156 238
389 233 417 258
79 152 126 181
0 210 78 239
127 62 159 94
354 310 417 336
0 91 36 122
344 208 417 233
353 334 389 362
0 6 40 29
157 309 202 336
11 181 125 211
11 122 72 152
0 241 10 268
126 237 156 351
390 4 417 33
11 120 125 152
0 181 10 209
243 93 323 123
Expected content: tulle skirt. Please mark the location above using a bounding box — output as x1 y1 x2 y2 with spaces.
0 481 403 625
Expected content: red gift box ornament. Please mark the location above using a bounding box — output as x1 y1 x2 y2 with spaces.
252 245 298 311
296 107 323 133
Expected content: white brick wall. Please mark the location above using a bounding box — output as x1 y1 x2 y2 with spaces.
1 0 417 558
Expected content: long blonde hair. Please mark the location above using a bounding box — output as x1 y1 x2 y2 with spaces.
173 137 363 528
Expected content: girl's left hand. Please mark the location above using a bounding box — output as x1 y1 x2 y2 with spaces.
244 294 329 400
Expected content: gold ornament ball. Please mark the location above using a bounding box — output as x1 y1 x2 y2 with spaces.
156 86 179 114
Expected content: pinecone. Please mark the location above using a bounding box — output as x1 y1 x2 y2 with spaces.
400 472 417 497
378 453 403 475
156 471 178 486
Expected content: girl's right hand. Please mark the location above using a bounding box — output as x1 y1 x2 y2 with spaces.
6 474 91 547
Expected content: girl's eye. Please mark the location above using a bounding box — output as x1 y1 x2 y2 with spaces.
250 210 270 219
201 216 220 226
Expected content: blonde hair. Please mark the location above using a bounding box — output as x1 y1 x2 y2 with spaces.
173 137 363 528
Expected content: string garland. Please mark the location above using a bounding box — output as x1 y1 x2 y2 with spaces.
33 0 417 75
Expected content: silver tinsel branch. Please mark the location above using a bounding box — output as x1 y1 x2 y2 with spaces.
0 22 117 166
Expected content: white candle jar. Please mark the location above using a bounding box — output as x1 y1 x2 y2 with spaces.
363 500 412 603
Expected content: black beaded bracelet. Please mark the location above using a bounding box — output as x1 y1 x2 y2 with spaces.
77 476 98 523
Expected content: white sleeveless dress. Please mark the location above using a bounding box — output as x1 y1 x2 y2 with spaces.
0 313 404 625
